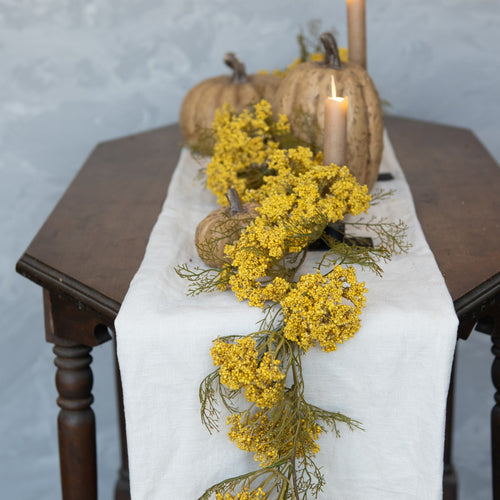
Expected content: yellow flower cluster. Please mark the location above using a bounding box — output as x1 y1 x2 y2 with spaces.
224 219 293 307
211 338 285 408
227 411 322 467
207 101 290 206
281 267 367 352
315 48 349 62
259 48 349 78
259 277 291 304
223 146 370 307
228 412 279 467
216 488 266 500
255 147 371 222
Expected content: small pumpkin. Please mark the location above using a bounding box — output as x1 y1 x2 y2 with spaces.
195 188 259 269
180 53 281 141
273 32 384 190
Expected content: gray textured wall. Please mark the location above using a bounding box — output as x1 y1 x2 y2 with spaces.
1 1 498 498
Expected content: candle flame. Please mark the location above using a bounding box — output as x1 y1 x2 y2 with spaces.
331 75 337 99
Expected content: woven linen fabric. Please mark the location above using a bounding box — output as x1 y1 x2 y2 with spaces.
115 131 458 500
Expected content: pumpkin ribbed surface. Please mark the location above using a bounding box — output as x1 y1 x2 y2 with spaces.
273 34 383 190
180 53 280 141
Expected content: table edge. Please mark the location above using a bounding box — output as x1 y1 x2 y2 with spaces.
16 253 119 324
454 271 500 320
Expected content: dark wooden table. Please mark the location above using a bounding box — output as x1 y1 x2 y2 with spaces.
16 117 500 500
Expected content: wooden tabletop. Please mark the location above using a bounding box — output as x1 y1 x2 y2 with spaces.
16 117 500 327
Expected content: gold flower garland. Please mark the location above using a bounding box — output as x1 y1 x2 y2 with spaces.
176 100 409 499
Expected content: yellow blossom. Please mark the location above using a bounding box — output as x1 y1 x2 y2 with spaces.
206 101 290 206
211 338 285 408
280 267 367 352
266 47 348 78
216 487 266 500
308 52 324 62
308 48 348 63
219 145 370 308
227 411 322 467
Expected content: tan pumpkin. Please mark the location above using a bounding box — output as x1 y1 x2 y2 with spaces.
273 32 384 190
195 188 259 268
180 53 281 141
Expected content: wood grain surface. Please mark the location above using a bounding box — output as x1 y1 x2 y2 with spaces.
386 115 499 304
18 124 183 319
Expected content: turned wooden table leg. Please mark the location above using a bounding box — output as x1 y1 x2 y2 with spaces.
44 289 111 500
54 343 97 500
475 305 500 500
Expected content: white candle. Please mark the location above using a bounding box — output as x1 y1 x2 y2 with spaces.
323 75 348 167
347 0 367 69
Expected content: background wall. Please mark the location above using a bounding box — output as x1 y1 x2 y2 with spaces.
1 1 498 498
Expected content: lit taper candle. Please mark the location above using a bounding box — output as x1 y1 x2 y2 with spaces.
346 0 367 69
323 75 348 167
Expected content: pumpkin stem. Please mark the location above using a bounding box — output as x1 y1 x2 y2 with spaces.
226 187 243 215
320 32 342 69
224 52 248 83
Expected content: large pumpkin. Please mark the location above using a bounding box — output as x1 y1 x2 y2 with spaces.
273 32 383 190
180 53 280 141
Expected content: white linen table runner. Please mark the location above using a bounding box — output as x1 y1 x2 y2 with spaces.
115 131 458 500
